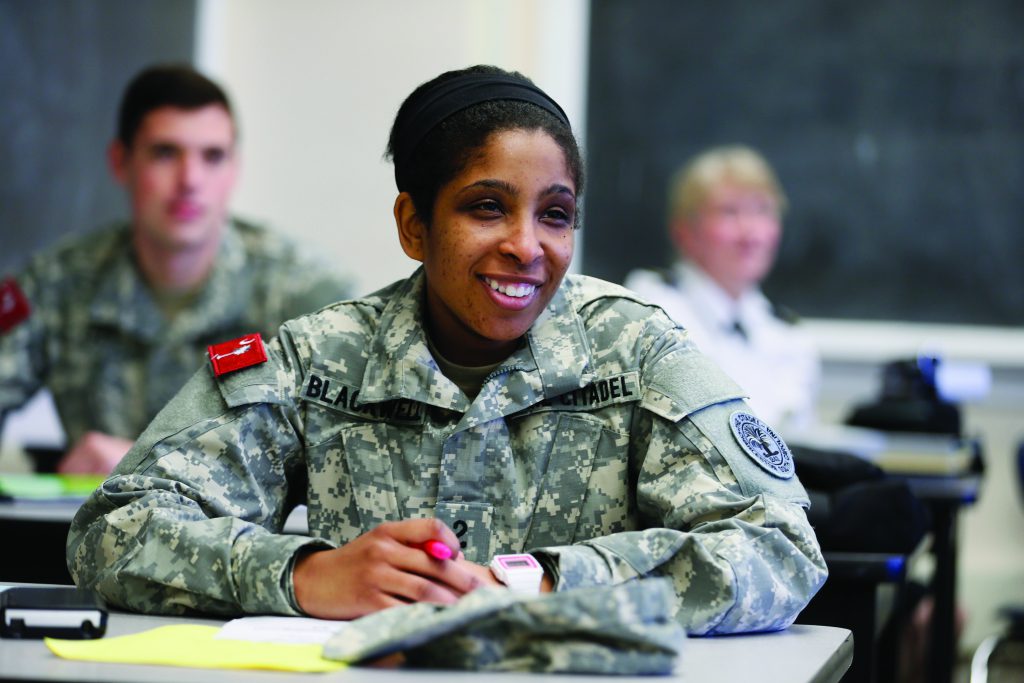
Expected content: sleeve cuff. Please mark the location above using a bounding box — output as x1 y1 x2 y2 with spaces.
529 543 616 591
233 531 335 615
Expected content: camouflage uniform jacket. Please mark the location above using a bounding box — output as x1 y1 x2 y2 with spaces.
68 270 826 634
0 220 351 445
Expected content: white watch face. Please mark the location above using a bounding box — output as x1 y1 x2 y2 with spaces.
490 553 544 594
497 556 538 570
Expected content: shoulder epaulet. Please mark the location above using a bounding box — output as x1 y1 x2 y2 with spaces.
0 277 31 333
207 333 268 377
771 302 801 325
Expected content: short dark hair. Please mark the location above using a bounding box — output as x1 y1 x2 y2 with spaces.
385 65 584 228
116 64 234 148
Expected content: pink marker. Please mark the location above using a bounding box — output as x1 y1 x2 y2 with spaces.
421 540 453 560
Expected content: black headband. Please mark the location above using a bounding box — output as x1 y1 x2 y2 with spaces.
393 73 571 174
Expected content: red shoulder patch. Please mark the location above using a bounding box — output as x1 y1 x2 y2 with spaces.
0 277 31 333
207 333 268 377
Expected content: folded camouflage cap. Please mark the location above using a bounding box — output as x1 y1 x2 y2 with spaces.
322 578 685 674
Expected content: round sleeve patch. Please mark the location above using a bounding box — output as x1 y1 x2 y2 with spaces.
729 411 795 479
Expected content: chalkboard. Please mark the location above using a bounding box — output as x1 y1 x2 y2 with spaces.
0 0 196 275
583 0 1024 326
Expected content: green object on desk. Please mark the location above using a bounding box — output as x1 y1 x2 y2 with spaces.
0 474 106 500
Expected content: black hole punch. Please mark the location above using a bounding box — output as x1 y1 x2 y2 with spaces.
81 620 99 639
9 618 26 639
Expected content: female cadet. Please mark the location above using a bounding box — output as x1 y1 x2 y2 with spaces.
67 65 826 635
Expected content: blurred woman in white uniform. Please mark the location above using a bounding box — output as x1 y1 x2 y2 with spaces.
624 145 820 432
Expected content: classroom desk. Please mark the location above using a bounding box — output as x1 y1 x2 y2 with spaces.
0 509 852 680
2 467 971 683
0 598 853 683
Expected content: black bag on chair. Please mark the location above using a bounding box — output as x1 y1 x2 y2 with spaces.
794 446 930 553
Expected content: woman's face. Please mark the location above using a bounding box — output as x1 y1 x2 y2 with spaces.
398 128 576 365
674 183 781 299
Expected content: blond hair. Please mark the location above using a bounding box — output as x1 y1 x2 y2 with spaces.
668 145 788 222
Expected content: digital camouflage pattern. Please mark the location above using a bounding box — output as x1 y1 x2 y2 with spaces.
0 220 351 446
68 269 826 635
322 579 683 673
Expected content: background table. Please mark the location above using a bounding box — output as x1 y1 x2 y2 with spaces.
0 500 311 585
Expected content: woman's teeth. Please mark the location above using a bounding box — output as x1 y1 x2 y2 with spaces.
484 278 536 298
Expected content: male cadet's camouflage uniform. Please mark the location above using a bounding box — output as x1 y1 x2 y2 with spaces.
68 270 826 635
0 220 350 446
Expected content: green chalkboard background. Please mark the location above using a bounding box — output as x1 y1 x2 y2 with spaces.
583 0 1024 326
0 0 196 275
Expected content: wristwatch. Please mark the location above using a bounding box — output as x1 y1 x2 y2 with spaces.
489 553 544 595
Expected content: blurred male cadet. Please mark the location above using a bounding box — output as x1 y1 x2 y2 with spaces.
0 64 352 474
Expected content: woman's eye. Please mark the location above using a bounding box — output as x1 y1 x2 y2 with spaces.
543 207 573 226
471 200 503 216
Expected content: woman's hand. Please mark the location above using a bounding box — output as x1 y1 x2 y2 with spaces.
293 518 491 620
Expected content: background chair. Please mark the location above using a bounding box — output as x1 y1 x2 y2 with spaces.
969 439 1024 682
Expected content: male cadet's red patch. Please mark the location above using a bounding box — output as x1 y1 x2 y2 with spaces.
207 333 268 377
0 277 31 333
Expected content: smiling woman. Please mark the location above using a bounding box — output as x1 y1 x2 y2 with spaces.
394 128 575 366
68 65 827 643
385 65 582 367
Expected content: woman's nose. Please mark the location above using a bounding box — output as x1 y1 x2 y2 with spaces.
499 218 544 264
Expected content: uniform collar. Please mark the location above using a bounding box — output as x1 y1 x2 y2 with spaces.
675 260 771 333
89 220 250 342
360 269 592 420
526 274 592 397
360 269 463 411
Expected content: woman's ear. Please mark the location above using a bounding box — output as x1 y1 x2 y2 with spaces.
394 192 426 262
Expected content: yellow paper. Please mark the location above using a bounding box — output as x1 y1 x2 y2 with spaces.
45 624 346 673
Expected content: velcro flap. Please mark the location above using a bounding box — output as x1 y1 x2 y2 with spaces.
215 356 289 408
641 350 746 422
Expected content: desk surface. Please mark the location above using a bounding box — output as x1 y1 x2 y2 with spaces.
0 601 852 683
0 498 87 523
904 473 982 504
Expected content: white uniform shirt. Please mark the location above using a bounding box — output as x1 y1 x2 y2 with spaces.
624 261 820 432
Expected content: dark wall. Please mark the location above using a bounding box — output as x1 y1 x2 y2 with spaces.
584 0 1024 326
0 0 196 275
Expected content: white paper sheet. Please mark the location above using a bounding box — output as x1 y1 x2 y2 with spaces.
215 616 348 645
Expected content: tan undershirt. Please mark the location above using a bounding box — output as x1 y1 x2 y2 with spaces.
426 335 504 400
